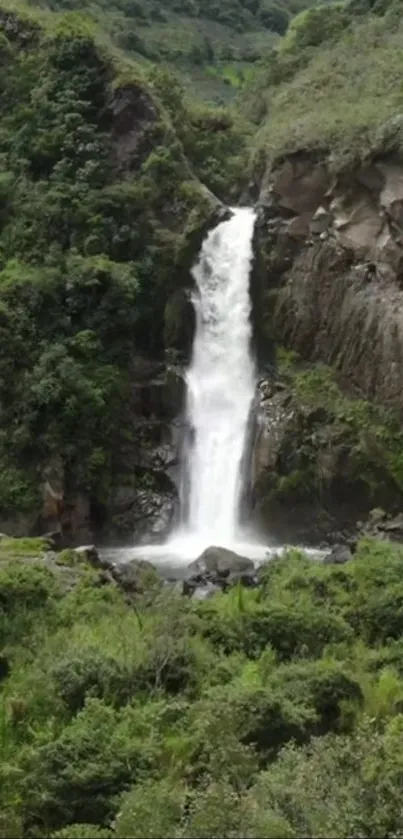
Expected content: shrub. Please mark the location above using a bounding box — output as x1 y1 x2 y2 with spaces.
18 698 163 833
50 649 133 711
258 0 290 33
248 716 403 838
115 778 186 838
0 562 56 615
190 681 317 761
270 659 363 733
199 596 351 660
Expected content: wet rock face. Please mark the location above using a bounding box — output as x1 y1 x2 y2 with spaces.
256 153 403 417
97 356 185 544
107 486 176 545
163 289 196 360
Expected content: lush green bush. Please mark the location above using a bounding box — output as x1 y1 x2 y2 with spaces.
114 778 187 838
282 3 351 51
258 1 290 33
248 716 403 838
148 67 249 198
198 580 351 659
18 698 161 831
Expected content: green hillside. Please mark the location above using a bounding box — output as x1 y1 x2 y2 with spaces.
0 3 249 524
20 0 319 101
240 0 403 168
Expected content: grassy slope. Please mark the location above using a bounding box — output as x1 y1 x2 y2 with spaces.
245 1 403 168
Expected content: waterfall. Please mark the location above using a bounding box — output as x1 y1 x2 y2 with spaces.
101 205 324 568
176 206 257 550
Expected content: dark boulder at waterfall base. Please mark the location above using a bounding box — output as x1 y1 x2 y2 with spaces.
185 545 256 592
322 544 354 565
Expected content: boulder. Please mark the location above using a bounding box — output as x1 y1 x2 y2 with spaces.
190 582 221 601
322 544 353 565
186 545 255 589
75 545 103 567
110 558 162 595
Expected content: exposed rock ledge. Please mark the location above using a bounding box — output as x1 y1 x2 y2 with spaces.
256 153 403 416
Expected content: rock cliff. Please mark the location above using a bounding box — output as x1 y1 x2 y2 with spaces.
251 152 403 543
257 153 403 413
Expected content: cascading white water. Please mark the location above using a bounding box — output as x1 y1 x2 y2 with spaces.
176 206 257 550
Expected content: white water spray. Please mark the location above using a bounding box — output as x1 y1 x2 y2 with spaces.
173 207 257 553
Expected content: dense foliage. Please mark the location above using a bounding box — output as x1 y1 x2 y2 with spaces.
0 6 249 524
2 536 403 837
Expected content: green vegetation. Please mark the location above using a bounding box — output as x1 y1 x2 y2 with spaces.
242 0 403 168
15 0 320 102
3 0 403 832
268 350 403 507
2 537 403 836
0 7 248 523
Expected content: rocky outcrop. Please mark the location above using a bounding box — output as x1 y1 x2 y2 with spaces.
256 153 403 417
91 356 187 544
102 356 184 543
357 508 403 543
18 357 186 546
250 373 403 546
248 151 403 542
108 83 160 174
